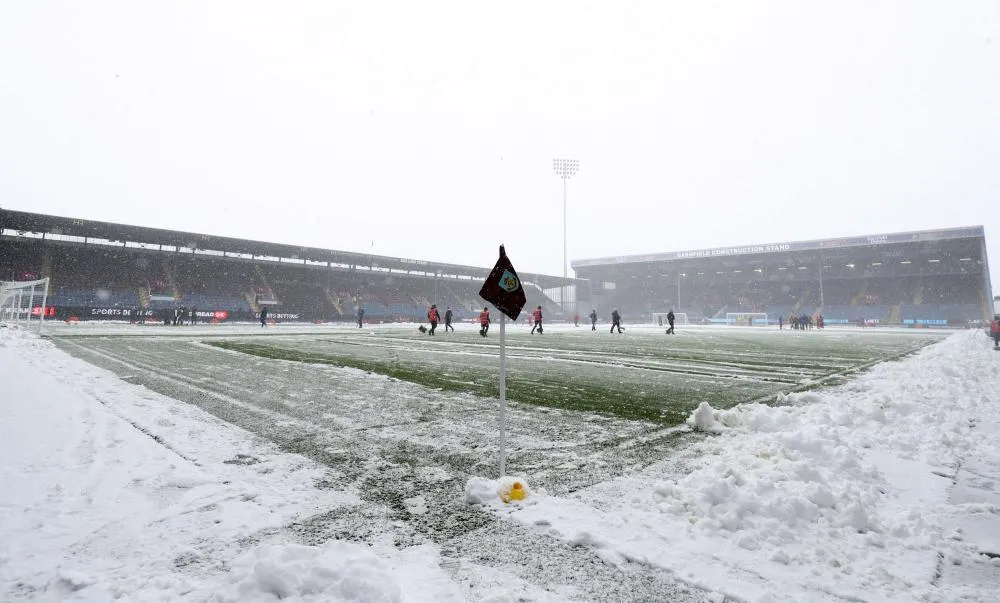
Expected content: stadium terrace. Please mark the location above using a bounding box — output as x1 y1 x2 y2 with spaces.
1 209 993 329
0 209 579 325
573 226 993 327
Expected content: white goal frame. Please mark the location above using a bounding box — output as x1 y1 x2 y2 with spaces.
652 312 688 326
0 278 50 333
725 312 768 326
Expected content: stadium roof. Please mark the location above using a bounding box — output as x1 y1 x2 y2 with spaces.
0 209 581 288
572 226 986 269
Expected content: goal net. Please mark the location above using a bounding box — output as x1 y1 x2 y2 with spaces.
652 312 688 326
725 312 768 326
0 278 50 333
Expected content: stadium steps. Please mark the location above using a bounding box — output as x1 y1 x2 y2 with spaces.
850 282 868 306
160 259 181 301
252 264 278 303
326 290 343 316
889 304 902 323
138 287 150 309
913 282 924 304
438 280 465 309
245 291 259 314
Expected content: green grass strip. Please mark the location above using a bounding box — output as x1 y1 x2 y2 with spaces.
208 340 689 424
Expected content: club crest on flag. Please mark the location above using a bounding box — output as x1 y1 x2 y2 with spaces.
499 269 520 292
479 245 527 321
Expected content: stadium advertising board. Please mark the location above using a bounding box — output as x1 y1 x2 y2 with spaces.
76 308 239 321
902 319 948 326
263 312 300 320
89 307 152 318
39 305 309 322
3 306 56 318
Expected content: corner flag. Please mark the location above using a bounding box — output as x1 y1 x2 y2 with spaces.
479 244 525 477
479 245 526 321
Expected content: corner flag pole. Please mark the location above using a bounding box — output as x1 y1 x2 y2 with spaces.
477 244 525 479
498 312 507 477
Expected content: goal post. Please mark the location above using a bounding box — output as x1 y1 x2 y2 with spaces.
652 312 688 326
0 278 50 333
725 312 768 326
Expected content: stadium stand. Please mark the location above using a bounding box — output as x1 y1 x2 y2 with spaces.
5 210 987 327
574 227 993 326
0 210 577 323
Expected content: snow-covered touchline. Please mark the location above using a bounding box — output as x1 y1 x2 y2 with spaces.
58 337 302 425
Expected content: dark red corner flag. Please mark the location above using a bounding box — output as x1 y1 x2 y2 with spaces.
479 245 527 321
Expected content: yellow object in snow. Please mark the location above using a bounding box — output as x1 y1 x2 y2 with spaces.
498 477 528 503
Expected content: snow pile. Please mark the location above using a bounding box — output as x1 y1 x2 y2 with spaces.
211 541 459 602
465 476 499 505
499 331 1000 602
687 401 724 433
651 419 880 541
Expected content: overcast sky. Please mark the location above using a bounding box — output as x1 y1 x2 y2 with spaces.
2 1 998 290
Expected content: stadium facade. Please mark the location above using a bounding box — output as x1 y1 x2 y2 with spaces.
572 227 992 326
0 209 580 323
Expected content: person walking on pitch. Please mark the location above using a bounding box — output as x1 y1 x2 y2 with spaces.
666 309 675 335
610 308 623 334
531 305 543 334
445 306 454 332
589 308 598 331
479 307 491 337
427 304 440 335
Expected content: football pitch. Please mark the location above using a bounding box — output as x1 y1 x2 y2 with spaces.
45 321 942 479
41 321 948 597
208 323 942 424
44 323 945 422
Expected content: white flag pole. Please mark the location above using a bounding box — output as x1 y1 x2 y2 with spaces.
39 278 49 335
498 312 507 477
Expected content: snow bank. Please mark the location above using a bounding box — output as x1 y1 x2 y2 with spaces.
499 331 1000 602
210 541 459 603
687 401 724 433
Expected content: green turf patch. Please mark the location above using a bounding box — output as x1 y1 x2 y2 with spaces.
206 328 943 426
208 340 687 423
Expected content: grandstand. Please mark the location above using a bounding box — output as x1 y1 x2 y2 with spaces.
573 227 993 327
0 210 580 323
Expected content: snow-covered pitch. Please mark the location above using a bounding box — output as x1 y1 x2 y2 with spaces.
2 321 998 602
